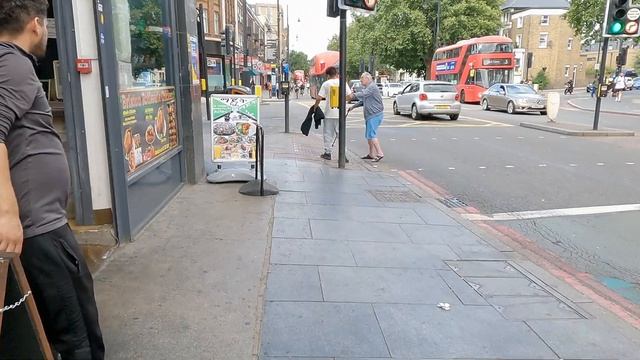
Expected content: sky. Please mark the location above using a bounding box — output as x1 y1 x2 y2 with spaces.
249 0 341 57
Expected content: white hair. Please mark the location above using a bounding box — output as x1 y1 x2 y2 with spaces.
360 72 373 81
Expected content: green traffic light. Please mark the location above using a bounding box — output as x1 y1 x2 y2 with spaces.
610 20 624 34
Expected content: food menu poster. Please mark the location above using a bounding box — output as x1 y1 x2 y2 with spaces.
210 95 260 162
121 87 179 176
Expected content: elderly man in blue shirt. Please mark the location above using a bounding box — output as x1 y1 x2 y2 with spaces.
348 72 385 162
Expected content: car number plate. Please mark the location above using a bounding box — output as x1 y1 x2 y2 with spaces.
435 105 450 109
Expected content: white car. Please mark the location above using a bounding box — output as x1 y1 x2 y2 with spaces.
382 83 403 97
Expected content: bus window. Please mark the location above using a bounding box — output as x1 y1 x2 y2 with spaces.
475 69 513 88
475 43 513 54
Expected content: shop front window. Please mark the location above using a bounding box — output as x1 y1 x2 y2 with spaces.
113 0 179 177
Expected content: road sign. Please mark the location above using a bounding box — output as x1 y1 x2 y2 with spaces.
338 0 378 13
603 0 640 37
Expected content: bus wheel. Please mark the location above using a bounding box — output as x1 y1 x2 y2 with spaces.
393 102 400 115
411 105 422 120
460 91 466 104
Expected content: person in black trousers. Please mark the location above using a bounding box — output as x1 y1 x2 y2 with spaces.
0 1 105 358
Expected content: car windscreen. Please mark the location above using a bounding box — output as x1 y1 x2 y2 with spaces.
506 85 537 94
423 84 457 93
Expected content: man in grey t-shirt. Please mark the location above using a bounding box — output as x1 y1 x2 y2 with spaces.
0 1 104 358
348 72 385 162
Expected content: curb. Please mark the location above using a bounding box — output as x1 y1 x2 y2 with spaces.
567 98 640 117
520 122 635 137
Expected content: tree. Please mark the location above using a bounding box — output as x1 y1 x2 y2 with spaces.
533 69 550 90
327 34 339 51
129 0 166 78
289 50 310 74
565 0 605 43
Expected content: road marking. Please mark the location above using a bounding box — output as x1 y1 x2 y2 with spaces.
505 165 515 168
473 137 480 140
626 162 636 165
418 168 424 171
463 203 640 221
479 166 487 169
432 138 437 140
597 163 605 166
517 136 525 139
390 138 397 141
391 169 398 172
569 163 578 167
538 164 548 167
451 137 458 140
538 136 545 139
560 136 568 139
448 167 456 170
496 136 503 140
350 139 356 142
411 138 417 141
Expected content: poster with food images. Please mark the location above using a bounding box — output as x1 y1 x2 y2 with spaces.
210 95 260 162
121 87 179 176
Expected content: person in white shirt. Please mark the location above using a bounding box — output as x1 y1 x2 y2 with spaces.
313 66 352 161
613 73 626 102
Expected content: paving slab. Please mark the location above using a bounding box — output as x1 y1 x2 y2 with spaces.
311 220 411 242
271 238 356 266
520 121 635 136
438 270 489 306
363 175 406 187
527 319 640 359
348 242 456 269
446 260 523 278
319 266 460 305
272 218 311 239
374 304 557 359
488 296 583 321
275 203 425 224
402 224 484 246
305 192 383 207
275 191 307 204
412 204 461 226
465 277 551 297
449 244 509 260
266 265 323 301
261 302 390 358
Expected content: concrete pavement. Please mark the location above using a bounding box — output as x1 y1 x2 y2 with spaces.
90 99 640 359
567 91 640 116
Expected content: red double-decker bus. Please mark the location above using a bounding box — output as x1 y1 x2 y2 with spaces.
309 51 340 99
430 36 515 103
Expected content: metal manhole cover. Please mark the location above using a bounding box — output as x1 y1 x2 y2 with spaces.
439 196 468 208
369 190 422 203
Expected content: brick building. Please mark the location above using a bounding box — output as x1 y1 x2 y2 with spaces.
500 0 587 89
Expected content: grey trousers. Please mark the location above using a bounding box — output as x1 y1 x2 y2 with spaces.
323 118 339 154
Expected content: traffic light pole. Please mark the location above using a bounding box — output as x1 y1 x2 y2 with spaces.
593 37 609 131
338 9 347 169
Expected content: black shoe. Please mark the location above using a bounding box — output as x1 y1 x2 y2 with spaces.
361 154 374 160
372 155 384 162
320 153 331 160
345 157 350 163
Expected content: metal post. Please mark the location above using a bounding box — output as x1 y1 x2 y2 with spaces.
277 0 281 85
197 4 210 121
593 37 609 131
243 0 248 68
338 10 347 169
284 5 290 133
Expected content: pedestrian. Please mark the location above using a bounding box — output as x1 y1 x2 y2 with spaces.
348 72 385 162
613 72 625 102
590 79 597 98
312 66 352 161
0 1 105 359
266 80 272 98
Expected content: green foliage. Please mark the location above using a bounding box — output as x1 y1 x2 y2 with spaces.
533 69 550 90
289 50 310 74
327 0 502 78
635 53 640 70
129 0 166 78
565 0 605 42
327 34 339 51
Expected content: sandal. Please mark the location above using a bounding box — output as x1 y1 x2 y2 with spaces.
361 154 374 160
372 156 384 162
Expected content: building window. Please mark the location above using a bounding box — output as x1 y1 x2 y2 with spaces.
516 34 523 48
202 8 210 34
564 65 570 77
541 15 550 26
213 11 220 34
517 17 524 28
539 33 549 48
567 38 573 50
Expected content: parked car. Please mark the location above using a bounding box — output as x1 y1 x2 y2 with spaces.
481 83 546 115
632 77 640 90
393 81 461 120
348 80 361 90
382 83 403 97
349 82 364 103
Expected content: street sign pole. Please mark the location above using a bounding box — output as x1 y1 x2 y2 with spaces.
338 9 347 169
593 36 609 131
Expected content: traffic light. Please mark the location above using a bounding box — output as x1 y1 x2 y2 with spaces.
338 0 378 13
617 46 629 66
327 0 340 17
603 0 640 37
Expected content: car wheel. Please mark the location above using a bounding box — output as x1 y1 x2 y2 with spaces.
449 114 459 120
411 105 422 120
393 102 400 115
507 101 515 114
540 111 547 116
460 91 466 104
481 99 490 111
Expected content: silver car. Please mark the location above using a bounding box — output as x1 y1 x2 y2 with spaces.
481 83 547 115
393 81 461 120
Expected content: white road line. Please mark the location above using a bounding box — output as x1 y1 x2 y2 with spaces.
517 136 525 139
473 137 480 140
496 136 503 140
432 138 437 140
463 204 640 221
569 164 578 167
538 164 548 167
418 168 424 171
390 138 397 141
411 138 417 141
626 162 636 165
597 163 605 166
538 136 545 139
451 137 458 140
448 167 456 170
505 165 515 168
479 166 487 169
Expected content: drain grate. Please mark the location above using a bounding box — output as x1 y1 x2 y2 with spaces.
369 190 422 203
439 196 468 208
